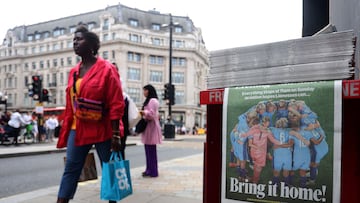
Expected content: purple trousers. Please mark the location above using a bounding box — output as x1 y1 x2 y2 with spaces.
144 144 158 177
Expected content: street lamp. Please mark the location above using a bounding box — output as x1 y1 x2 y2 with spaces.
0 91 8 112
162 14 177 139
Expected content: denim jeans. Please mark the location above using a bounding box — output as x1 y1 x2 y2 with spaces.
58 130 112 199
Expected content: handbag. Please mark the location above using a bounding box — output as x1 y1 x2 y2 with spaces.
101 151 133 201
135 118 147 133
63 152 98 182
73 72 105 121
127 95 141 128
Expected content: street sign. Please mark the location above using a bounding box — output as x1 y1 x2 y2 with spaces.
35 102 44 114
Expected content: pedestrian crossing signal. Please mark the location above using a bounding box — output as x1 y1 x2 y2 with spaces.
31 75 42 100
42 88 50 102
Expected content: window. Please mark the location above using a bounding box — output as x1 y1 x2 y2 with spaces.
103 19 109 30
31 47 36 54
112 50 115 59
174 26 183 33
127 87 141 103
152 23 160 30
32 62 36 70
60 58 64 66
53 59 58 67
175 90 185 104
67 40 73 48
43 32 50 38
112 32 116 40
24 93 30 107
53 29 61 37
103 34 109 41
172 57 187 66
24 76 29 86
70 26 76 33
172 72 185 84
149 71 163 83
127 68 140 80
27 35 33 41
24 63 29 71
149 55 164 65
35 33 41 40
129 34 141 43
152 38 161 46
60 72 64 85
47 60 50 68
52 73 57 85
174 40 185 48
67 57 72 66
127 52 141 62
102 51 109 60
88 22 96 30
129 19 139 27
53 43 60 50
40 61 44 69
40 45 45 52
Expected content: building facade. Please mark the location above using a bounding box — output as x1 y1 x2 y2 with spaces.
0 4 209 130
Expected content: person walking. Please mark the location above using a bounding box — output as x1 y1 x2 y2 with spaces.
45 114 59 142
7 109 27 145
139 84 162 177
56 25 125 203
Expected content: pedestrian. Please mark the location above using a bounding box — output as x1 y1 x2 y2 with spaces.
56 25 125 203
140 84 162 177
7 109 27 145
112 63 139 160
45 114 59 142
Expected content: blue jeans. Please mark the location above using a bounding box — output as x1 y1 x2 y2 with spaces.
58 130 112 199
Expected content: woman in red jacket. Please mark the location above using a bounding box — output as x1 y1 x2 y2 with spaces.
56 25 124 203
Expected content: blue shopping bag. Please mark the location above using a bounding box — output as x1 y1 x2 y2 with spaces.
101 151 133 201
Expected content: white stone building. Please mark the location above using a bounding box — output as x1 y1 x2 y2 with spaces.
0 4 209 130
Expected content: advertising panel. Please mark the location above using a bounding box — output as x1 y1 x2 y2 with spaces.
221 81 342 203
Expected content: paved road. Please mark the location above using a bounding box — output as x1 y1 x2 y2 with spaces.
0 135 206 199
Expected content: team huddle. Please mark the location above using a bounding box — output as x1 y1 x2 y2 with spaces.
229 99 328 188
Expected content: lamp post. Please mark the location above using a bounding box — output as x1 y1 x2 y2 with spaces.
0 91 8 113
163 14 176 139
168 14 173 119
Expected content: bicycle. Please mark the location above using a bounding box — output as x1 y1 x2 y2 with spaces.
18 123 35 144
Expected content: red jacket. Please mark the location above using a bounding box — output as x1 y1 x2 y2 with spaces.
57 57 124 148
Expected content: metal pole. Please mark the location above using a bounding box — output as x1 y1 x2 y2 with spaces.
168 14 173 119
163 14 176 139
37 78 43 143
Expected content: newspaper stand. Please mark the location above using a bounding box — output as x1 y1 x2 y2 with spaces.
200 80 360 203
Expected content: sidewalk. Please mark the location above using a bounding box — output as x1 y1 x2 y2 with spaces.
0 135 205 203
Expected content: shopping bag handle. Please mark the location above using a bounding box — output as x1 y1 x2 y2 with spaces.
109 151 124 162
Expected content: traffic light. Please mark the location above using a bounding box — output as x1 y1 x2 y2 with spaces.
168 84 175 105
163 83 170 100
31 75 42 100
42 88 50 102
163 83 175 105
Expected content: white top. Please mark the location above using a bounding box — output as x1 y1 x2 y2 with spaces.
8 112 27 128
45 117 59 130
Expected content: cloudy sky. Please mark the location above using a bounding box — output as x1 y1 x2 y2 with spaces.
0 0 302 51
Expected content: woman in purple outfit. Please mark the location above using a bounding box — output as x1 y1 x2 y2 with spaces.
139 84 162 177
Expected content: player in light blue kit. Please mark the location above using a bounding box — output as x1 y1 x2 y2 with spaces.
275 100 289 121
230 110 258 181
263 101 277 127
307 121 328 185
269 118 292 186
294 101 328 185
288 114 313 188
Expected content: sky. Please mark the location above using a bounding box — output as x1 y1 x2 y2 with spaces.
0 0 302 51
